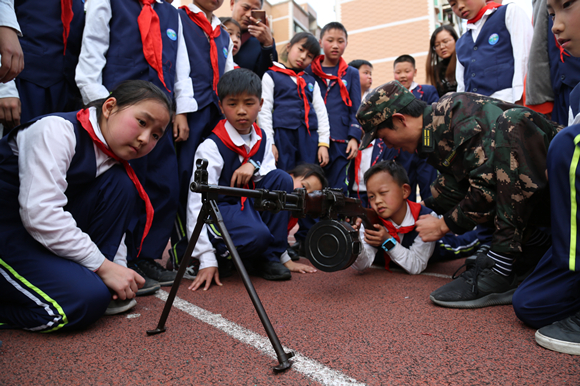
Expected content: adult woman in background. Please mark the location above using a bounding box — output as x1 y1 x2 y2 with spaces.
426 25 458 97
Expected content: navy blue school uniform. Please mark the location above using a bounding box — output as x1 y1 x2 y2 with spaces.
348 139 398 208
206 131 293 266
265 68 320 171
395 84 439 202
513 125 580 329
234 34 278 79
102 0 180 263
455 5 513 96
9 0 85 125
306 63 362 194
0 111 138 331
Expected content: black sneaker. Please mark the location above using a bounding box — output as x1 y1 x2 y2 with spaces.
183 258 200 280
135 259 177 286
255 261 291 281
287 241 305 261
535 311 580 355
129 262 161 296
430 254 517 308
104 298 137 315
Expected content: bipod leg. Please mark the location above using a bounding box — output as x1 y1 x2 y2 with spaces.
147 203 212 335
208 200 294 372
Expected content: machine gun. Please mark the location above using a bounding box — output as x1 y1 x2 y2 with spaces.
148 159 382 371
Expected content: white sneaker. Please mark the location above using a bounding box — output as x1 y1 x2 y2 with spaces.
104 298 137 315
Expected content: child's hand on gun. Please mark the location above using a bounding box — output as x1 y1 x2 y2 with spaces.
188 267 222 291
284 260 317 273
318 146 329 166
173 113 190 142
97 258 145 300
363 224 390 248
231 162 256 187
346 137 359 160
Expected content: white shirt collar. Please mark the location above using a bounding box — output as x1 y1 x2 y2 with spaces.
89 106 109 148
389 202 415 229
224 120 261 152
410 82 419 92
466 7 498 31
187 3 222 29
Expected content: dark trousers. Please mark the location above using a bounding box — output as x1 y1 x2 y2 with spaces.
274 126 319 171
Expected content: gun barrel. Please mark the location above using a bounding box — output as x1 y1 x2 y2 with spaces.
190 182 302 205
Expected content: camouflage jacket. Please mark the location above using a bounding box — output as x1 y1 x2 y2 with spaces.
419 93 560 234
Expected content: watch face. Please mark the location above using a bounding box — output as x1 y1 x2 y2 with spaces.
383 239 396 251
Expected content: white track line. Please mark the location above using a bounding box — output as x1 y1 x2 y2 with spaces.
155 290 366 386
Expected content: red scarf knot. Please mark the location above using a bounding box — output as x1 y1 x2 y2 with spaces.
310 56 352 107
467 2 502 24
269 65 312 135
76 109 154 257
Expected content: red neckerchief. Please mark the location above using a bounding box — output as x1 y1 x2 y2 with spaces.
414 84 424 99
76 109 153 257
269 65 311 135
310 56 352 107
212 119 262 210
61 0 73 55
378 200 422 270
138 0 170 92
468 2 501 24
181 6 222 92
288 217 299 232
354 142 373 199
555 35 571 63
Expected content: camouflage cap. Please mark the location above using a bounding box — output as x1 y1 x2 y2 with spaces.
356 81 416 150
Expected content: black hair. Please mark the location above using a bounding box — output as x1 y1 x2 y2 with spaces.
282 32 320 63
348 59 373 70
394 54 416 69
217 68 262 101
364 160 410 187
234 0 264 7
87 79 173 127
320 22 348 40
287 163 328 188
220 17 241 31
379 99 427 130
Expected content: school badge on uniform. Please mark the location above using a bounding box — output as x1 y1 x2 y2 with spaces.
166 29 177 41
223 47 228 58
342 80 348 86
308 83 314 92
488 33 499 45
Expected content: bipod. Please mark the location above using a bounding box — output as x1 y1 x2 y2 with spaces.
147 159 294 372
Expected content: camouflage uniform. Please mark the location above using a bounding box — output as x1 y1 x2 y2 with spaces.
357 82 562 256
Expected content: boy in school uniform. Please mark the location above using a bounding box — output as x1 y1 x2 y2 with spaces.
512 0 580 355
451 0 532 103
357 81 559 309
171 0 235 263
229 0 278 78
306 22 362 195
348 59 374 100
76 0 195 289
0 0 85 131
392 54 438 203
187 69 313 291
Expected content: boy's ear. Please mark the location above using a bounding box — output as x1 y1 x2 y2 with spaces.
218 100 225 116
401 183 411 200
102 97 117 119
230 0 235 11
259 97 264 112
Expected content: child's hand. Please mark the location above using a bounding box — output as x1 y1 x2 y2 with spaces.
318 146 329 167
351 217 363 231
363 224 390 247
416 215 449 242
272 144 279 163
284 260 317 274
231 162 255 187
0 97 21 129
188 267 222 291
346 138 359 160
96 259 145 300
173 113 189 142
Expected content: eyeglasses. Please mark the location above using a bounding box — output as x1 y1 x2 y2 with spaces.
433 39 453 50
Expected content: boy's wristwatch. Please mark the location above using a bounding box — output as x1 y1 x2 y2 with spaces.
248 159 261 175
381 237 397 252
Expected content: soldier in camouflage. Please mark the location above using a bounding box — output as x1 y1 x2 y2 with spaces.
357 80 561 309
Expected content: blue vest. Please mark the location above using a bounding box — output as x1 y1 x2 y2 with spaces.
0 111 99 208
412 84 440 104
400 205 433 249
306 64 361 141
267 69 318 131
103 0 178 100
207 130 268 205
455 5 513 96
14 0 85 88
179 9 230 110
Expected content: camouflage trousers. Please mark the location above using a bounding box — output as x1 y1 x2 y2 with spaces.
431 109 560 255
